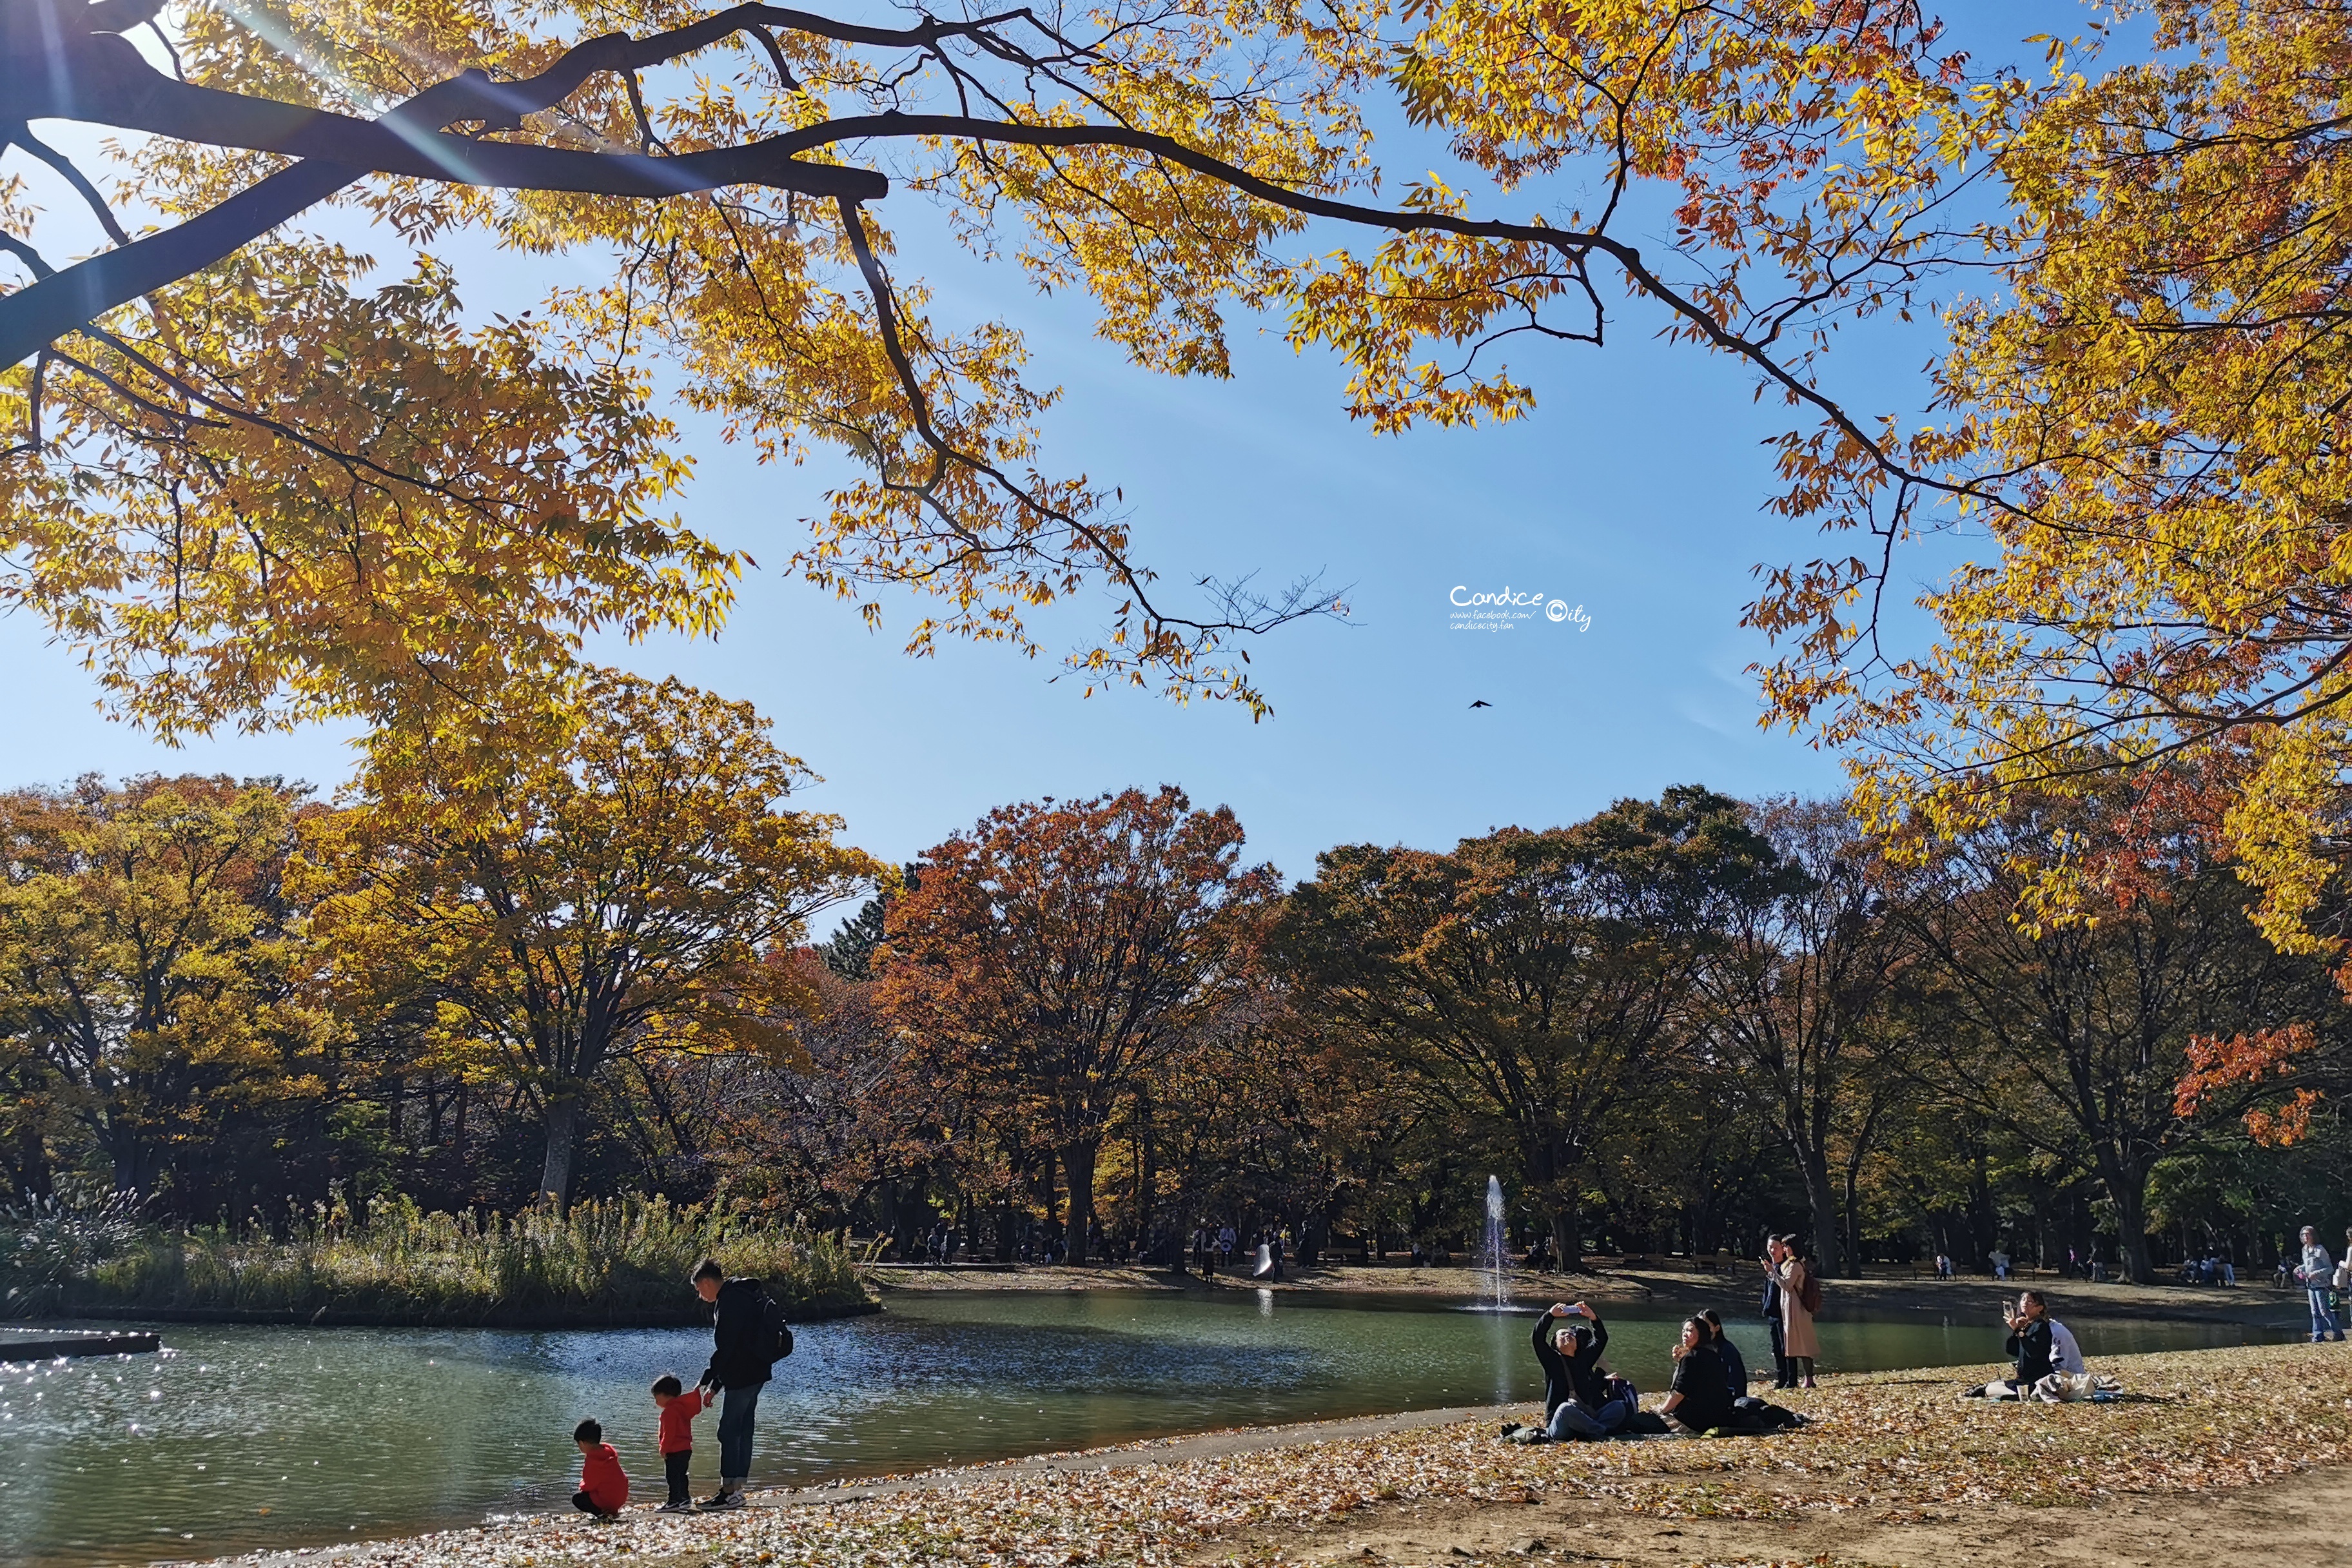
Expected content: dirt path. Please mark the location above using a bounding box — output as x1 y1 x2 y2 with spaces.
776 1398 2351 1568
1237 1459 2352 1568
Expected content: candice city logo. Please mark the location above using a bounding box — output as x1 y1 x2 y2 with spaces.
1448 583 1591 634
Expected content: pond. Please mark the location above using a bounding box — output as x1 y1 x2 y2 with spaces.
0 1289 2291 1567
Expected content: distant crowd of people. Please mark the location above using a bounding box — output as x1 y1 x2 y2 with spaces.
1184 1224 1294 1279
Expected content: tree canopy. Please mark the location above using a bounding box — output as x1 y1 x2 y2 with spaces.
294 669 879 1206
3 0 2009 727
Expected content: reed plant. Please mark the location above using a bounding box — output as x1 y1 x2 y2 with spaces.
2 1191 869 1324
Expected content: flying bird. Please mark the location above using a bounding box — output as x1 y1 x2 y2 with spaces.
1469 700 1493 709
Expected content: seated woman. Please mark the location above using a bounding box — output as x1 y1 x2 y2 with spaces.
1660 1317 1736 1436
1529 1301 1626 1439
1699 1309 1748 1396
1967 1289 2055 1398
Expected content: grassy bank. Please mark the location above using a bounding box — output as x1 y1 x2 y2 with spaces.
0 1194 874 1325
871 1258 2309 1328
197 1338 2352 1568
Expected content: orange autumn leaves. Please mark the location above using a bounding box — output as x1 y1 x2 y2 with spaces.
874 786 1277 1263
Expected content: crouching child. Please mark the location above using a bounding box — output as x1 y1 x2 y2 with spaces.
572 1418 629 1518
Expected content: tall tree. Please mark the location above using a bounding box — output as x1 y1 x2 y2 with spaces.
1280 786 1778 1266
0 774 324 1202
1689 797 1908 1275
297 670 878 1208
1894 789 2338 1282
877 786 1276 1264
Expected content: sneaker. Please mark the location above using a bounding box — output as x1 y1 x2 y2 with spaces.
700 1490 745 1511
658 1500 693 1514
1497 1421 1524 1437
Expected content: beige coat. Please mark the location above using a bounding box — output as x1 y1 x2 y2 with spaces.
1779 1259 1820 1359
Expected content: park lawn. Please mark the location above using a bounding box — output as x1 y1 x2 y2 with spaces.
228 1340 2352 1568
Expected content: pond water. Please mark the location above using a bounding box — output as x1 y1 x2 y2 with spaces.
0 1289 2290 1567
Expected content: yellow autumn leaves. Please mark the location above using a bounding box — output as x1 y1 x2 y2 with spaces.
13 0 2352 968
1748 1 2352 963
5 0 2025 732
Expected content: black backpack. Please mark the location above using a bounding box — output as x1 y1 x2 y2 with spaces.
760 1291 794 1362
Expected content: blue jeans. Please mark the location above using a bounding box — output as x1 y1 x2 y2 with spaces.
2308 1288 2345 1342
1546 1398 1627 1440
718 1382 763 1481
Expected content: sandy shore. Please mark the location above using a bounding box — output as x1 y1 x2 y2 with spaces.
867 1259 2308 1326
205 1339 2352 1568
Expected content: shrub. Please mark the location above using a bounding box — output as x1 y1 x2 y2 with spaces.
0 1193 868 1324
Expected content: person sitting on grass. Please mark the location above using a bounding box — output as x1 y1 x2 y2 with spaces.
2023 1311 2101 1402
1699 1309 1748 1396
2048 1315 2086 1378
1516 1300 1626 1440
1963 1289 2055 1399
571 1418 629 1518
1660 1317 1735 1436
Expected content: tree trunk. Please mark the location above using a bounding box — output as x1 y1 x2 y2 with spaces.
1063 1141 1098 1264
1796 1143 1843 1279
539 1093 582 1211
13 1108 51 1198
1550 1199 1580 1271
1966 1142 1998 1268
1133 1096 1155 1261
2098 1155 2157 1284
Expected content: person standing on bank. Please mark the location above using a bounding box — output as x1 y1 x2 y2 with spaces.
2297 1225 2346 1342
1759 1235 1792 1389
692 1257 792 1510
1776 1235 1820 1388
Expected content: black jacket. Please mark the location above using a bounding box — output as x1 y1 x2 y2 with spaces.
1531 1309 1609 1416
1668 1342 1733 1431
1714 1330 1749 1395
703 1277 776 1391
2006 1317 2053 1386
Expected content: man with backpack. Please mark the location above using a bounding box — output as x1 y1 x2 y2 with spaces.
692 1257 794 1510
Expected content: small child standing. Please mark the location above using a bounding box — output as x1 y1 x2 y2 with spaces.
651 1373 706 1511
571 1418 629 1517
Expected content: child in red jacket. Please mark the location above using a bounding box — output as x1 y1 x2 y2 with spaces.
651 1373 707 1511
571 1418 629 1517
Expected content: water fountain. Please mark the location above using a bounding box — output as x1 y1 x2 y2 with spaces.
1476 1174 1513 1312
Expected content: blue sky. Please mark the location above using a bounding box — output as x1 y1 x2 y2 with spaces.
3 4 2084 900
